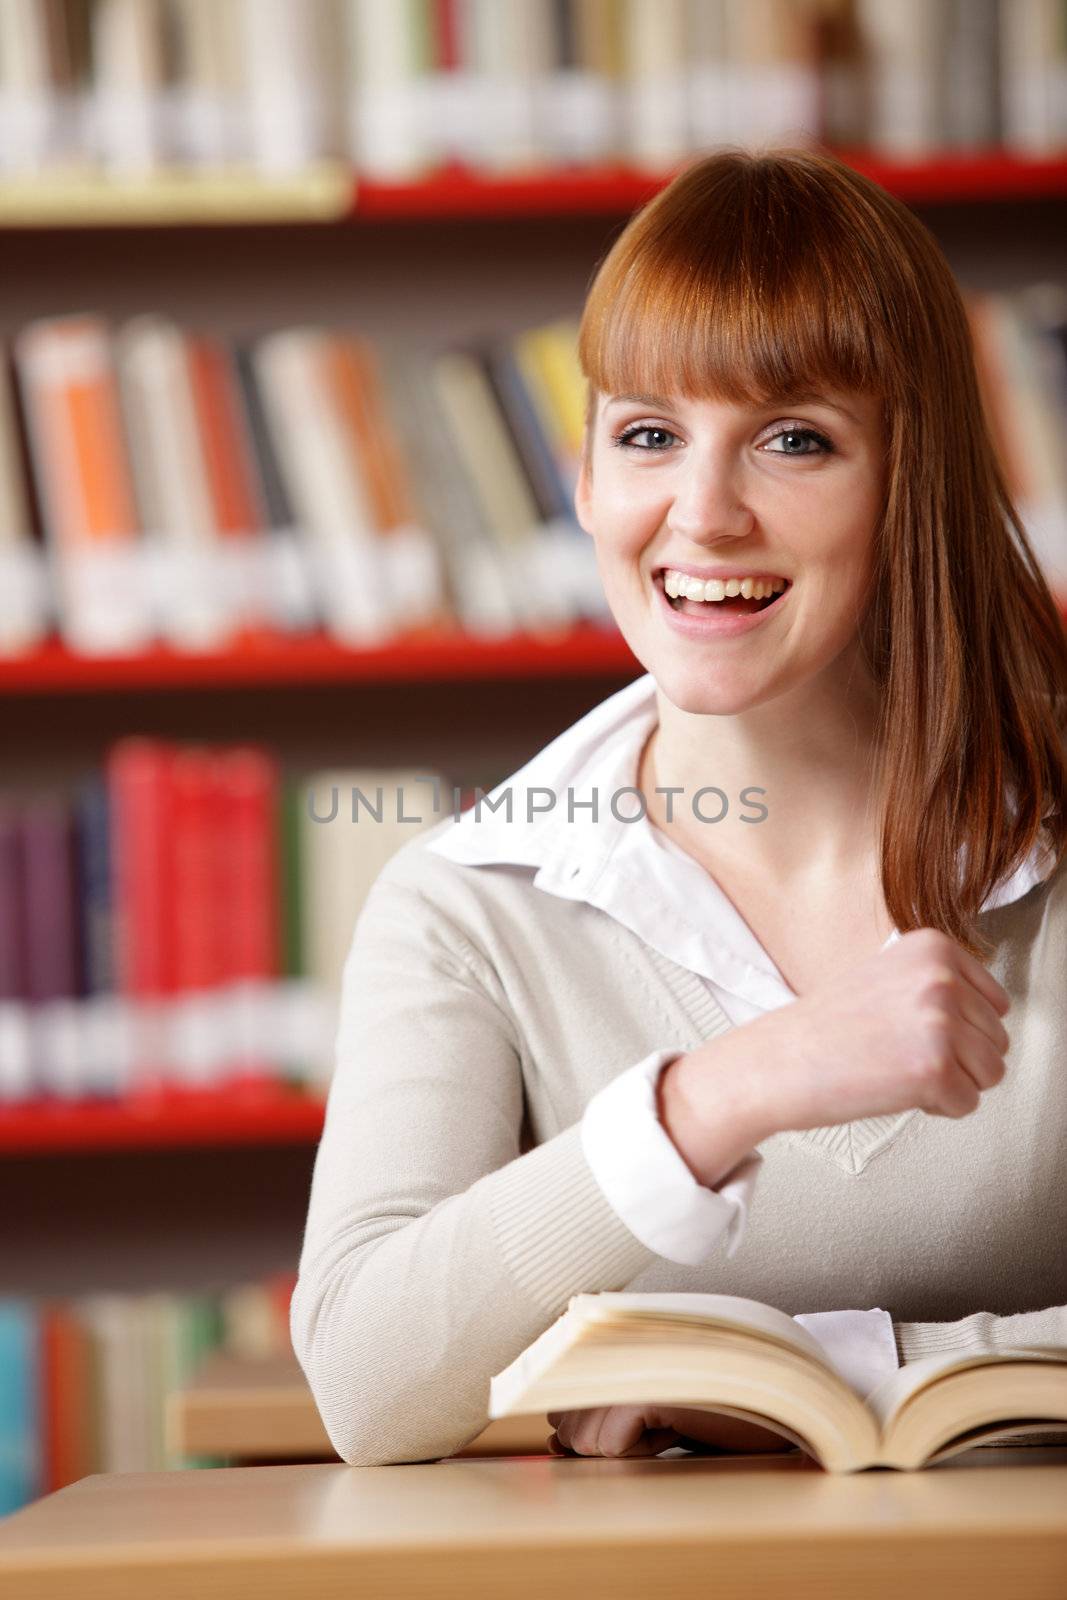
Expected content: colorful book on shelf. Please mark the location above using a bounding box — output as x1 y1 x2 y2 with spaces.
185 333 274 635
0 1298 39 1516
107 737 175 1092
114 315 235 649
73 775 128 1099
489 1290 1067 1473
87 0 168 175
373 341 517 637
432 345 578 633
232 341 319 635
40 1299 95 1497
215 744 280 1087
322 333 446 628
168 744 227 1088
0 350 47 655
346 0 435 179
21 791 81 1099
15 314 151 655
253 327 396 645
0 799 31 1102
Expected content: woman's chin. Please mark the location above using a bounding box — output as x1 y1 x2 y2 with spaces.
650 659 775 717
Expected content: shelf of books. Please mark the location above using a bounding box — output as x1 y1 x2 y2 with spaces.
0 739 475 1152
1 1270 301 1511
0 292 1064 674
1 0 1065 1525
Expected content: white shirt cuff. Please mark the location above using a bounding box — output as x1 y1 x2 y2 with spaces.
580 1047 763 1266
792 1308 900 1399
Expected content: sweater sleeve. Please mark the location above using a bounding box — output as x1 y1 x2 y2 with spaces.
289 871 658 1467
894 1305 1067 1363
580 1047 762 1263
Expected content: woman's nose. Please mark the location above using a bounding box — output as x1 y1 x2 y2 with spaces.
666 463 754 543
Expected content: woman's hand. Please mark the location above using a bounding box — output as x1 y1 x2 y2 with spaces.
660 928 1012 1188
546 1405 794 1458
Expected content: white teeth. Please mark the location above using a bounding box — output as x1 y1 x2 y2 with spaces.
660 569 788 604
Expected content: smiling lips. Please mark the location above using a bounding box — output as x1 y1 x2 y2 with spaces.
657 567 790 618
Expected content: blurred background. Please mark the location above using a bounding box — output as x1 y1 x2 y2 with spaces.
0 0 1065 1511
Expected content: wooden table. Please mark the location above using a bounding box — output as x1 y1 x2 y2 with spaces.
1 1448 1066 1599
167 1350 552 1461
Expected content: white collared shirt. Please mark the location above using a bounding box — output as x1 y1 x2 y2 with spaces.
426 673 1053 1396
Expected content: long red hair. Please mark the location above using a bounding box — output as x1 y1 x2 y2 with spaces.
577 147 1067 955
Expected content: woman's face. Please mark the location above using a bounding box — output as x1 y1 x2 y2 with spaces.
575 387 887 715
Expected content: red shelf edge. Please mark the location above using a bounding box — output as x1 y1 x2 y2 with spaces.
0 623 641 696
0 1084 327 1155
349 152 1067 218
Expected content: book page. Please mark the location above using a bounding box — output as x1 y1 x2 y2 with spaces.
569 1293 840 1374
865 1344 1067 1432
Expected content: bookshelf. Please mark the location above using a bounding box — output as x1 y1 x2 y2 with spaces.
0 153 1064 230
1 149 1064 1274
0 0 1060 1521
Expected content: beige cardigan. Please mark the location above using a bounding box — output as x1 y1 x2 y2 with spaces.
291 817 1067 1466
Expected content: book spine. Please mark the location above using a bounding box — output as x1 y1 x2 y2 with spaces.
168 746 227 1088
0 1299 39 1515
73 776 130 1098
0 799 32 1102
622 0 690 169
237 0 331 174
232 342 318 635
0 349 48 655
22 792 83 1099
998 0 1053 153
325 335 444 625
253 329 393 644
185 334 271 634
216 744 279 1086
107 738 175 1092
114 315 232 649
88 0 167 174
14 315 150 654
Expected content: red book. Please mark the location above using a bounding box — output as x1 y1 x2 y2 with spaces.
107 738 176 1092
169 748 223 995
216 745 279 1085
40 1301 95 1493
433 0 460 70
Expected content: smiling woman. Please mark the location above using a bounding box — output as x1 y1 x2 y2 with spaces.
575 150 1067 956
291 148 1067 1471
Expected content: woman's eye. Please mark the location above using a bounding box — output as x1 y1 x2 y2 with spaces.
761 427 834 456
613 425 678 452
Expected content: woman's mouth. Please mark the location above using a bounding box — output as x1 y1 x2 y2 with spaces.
652 569 791 636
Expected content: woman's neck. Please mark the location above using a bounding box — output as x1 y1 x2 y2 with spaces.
639 661 885 883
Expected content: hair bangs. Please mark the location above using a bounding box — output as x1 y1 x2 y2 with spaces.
579 157 895 423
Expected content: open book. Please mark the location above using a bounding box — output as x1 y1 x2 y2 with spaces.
487 1293 1067 1473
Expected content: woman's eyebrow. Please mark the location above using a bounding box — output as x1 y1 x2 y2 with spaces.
777 391 861 426
603 393 673 410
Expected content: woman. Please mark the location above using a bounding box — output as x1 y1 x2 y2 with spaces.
291 149 1067 1467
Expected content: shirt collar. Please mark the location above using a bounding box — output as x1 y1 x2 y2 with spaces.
426 672 1054 916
